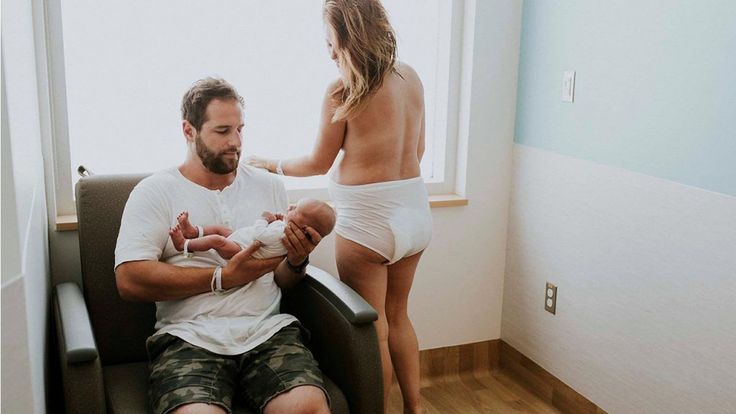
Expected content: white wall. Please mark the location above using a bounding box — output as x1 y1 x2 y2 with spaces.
514 1 736 196
503 145 736 413
1 0 52 411
504 1 736 412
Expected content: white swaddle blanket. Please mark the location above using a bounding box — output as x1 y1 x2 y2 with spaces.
228 218 288 259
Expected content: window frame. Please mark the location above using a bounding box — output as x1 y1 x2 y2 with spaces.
36 0 469 226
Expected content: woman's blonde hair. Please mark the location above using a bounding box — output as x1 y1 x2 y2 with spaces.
324 0 398 121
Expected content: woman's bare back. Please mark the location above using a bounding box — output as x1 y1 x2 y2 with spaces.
334 62 425 185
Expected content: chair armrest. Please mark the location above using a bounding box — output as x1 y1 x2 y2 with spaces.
282 266 383 414
54 283 107 414
55 283 98 363
303 265 378 324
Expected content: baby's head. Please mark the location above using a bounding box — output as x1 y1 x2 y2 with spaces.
285 198 336 238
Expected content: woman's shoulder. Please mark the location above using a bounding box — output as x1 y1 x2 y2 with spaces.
325 78 343 96
393 62 423 96
395 62 421 84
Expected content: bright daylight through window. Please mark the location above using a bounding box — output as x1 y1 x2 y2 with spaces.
60 0 456 199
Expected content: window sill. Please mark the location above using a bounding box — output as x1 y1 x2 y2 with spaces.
56 215 79 232
55 194 468 232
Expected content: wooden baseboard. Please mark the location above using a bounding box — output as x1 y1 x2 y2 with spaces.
417 340 607 414
499 340 608 413
419 339 500 381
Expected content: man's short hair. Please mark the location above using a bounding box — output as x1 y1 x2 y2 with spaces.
181 77 244 132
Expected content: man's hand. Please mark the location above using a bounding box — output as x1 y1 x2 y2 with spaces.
282 222 321 266
222 241 284 288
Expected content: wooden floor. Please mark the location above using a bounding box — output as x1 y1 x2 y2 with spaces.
387 368 563 414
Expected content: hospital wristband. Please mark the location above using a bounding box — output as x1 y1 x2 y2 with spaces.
275 160 285 175
211 266 225 295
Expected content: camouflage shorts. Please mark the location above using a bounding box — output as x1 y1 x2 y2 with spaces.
146 323 328 414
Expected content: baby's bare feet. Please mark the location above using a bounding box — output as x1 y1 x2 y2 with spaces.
176 211 199 238
169 225 186 251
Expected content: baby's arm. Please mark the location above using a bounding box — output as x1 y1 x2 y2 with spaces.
251 221 288 258
260 211 280 224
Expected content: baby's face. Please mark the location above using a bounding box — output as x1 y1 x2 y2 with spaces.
285 203 310 234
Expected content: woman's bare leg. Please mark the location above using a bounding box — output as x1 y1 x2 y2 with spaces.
386 252 423 414
335 236 392 413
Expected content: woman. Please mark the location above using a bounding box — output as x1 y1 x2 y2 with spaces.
248 1 431 412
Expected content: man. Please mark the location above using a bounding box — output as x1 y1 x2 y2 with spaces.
115 78 330 414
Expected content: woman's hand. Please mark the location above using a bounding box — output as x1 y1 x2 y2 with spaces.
244 156 273 172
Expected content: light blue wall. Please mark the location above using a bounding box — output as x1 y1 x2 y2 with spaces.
514 0 736 196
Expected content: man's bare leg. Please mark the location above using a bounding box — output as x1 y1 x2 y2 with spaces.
171 403 227 414
263 385 329 414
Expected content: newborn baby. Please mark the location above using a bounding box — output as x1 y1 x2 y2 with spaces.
170 198 335 260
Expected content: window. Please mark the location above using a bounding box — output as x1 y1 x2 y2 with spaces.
47 0 464 216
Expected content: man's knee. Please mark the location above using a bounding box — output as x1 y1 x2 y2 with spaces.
170 402 227 414
263 385 329 414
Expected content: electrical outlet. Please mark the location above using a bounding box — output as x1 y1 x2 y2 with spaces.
545 282 557 314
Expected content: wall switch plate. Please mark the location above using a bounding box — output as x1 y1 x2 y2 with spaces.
545 282 558 314
562 70 575 102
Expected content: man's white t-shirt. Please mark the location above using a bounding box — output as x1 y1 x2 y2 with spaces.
114 164 297 355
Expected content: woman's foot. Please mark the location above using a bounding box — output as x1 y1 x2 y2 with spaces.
176 211 200 238
169 225 186 251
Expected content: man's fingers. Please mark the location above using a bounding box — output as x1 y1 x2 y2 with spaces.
288 223 308 244
304 227 321 246
284 225 307 255
236 240 262 260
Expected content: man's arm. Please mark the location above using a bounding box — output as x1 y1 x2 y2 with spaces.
116 242 282 301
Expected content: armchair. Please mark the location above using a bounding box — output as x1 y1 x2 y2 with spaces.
53 174 382 413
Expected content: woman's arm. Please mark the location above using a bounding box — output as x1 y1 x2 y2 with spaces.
249 80 347 177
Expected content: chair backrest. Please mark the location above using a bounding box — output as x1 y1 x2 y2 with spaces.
76 174 155 366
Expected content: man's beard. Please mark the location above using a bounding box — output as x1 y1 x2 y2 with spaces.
195 134 240 174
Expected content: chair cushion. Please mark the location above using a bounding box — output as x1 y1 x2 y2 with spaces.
76 174 157 366
103 362 348 414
